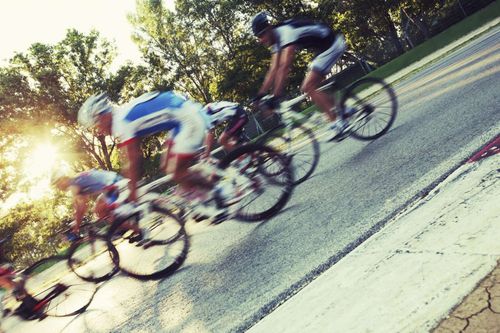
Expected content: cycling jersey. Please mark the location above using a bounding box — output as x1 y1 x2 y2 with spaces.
112 91 206 154
201 101 242 128
70 170 122 196
270 19 338 54
201 101 248 138
270 19 345 75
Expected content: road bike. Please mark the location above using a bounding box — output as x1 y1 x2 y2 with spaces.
255 76 398 183
63 180 189 282
9 255 98 320
162 142 294 223
65 220 120 283
105 196 189 281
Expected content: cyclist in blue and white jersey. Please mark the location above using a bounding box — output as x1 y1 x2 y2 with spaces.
200 101 248 159
51 169 128 234
77 91 228 221
251 12 348 141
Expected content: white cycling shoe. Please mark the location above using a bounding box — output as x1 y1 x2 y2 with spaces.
325 119 347 142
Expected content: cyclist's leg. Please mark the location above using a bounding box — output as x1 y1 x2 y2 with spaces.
168 114 213 192
301 34 346 122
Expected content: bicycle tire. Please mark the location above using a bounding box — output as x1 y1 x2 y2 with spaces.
107 206 189 281
258 124 320 185
67 235 119 283
21 255 97 318
217 143 294 222
340 77 397 141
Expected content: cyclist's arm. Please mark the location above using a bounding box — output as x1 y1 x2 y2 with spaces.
258 52 280 96
71 187 88 232
203 129 215 159
272 45 296 98
122 139 142 202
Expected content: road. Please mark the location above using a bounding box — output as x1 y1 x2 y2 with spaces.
2 26 499 333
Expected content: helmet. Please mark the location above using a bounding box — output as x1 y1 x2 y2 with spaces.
50 168 68 185
251 12 271 37
77 93 112 129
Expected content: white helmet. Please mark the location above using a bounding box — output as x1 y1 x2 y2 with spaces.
50 168 68 185
78 93 113 129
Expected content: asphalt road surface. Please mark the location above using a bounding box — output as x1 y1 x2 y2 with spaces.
2 26 499 333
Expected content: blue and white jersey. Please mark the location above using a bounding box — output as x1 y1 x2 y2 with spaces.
271 19 337 54
201 101 240 129
112 91 204 146
71 170 122 196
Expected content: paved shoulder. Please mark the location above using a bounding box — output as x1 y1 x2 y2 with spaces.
247 151 499 332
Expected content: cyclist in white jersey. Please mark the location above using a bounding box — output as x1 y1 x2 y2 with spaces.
200 101 248 158
77 91 229 221
251 12 347 141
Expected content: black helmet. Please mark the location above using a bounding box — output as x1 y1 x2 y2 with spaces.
251 12 270 36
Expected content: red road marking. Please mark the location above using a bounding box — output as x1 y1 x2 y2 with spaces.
467 134 500 163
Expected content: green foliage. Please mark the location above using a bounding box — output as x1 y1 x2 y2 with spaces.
0 193 72 266
1 0 493 267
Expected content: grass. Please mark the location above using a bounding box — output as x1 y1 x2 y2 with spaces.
365 0 500 80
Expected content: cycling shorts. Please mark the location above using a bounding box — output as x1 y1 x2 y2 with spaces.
309 34 346 75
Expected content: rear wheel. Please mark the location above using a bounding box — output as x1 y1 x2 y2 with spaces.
340 77 397 140
21 255 97 318
259 125 319 185
217 143 294 222
107 205 189 281
67 235 119 283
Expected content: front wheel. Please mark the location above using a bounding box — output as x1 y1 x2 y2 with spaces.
107 205 189 281
217 143 294 222
67 235 119 283
340 77 397 140
258 125 320 185
20 255 98 318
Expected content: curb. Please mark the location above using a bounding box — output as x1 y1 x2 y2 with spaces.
247 138 500 333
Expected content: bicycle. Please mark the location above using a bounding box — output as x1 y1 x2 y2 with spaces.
255 76 398 183
61 178 189 282
163 142 294 223
8 255 98 320
104 181 190 281
65 220 120 283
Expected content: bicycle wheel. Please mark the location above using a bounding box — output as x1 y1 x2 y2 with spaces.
340 77 397 140
21 255 97 318
107 205 189 281
67 235 119 283
259 124 320 185
217 143 294 222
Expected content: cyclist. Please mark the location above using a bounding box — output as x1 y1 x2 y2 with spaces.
0 263 16 318
200 101 249 159
51 169 141 236
0 262 29 320
250 12 348 141
77 91 229 222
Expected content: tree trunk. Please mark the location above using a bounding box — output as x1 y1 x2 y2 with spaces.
383 11 405 55
401 8 430 39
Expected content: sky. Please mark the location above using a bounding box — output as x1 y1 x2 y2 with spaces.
0 0 175 67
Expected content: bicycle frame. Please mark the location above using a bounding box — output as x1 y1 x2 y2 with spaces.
31 283 68 314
